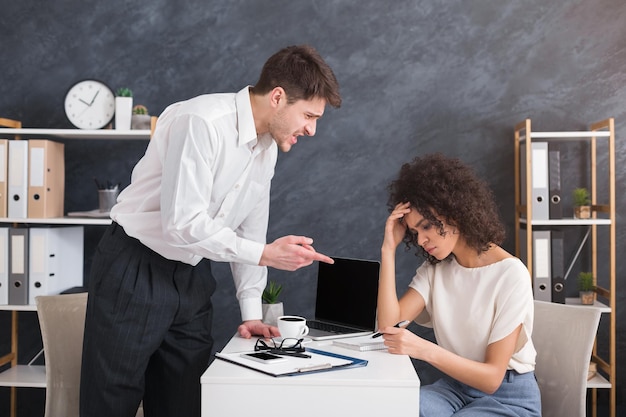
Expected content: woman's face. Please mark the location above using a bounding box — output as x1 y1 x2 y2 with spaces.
403 208 459 260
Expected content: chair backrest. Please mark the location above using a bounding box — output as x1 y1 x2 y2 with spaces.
532 300 602 417
36 292 88 417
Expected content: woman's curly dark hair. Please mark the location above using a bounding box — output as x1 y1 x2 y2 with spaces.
387 153 505 264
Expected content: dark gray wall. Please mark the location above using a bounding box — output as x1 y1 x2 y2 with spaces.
2 0 625 415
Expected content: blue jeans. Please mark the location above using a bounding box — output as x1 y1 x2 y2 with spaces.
420 370 541 417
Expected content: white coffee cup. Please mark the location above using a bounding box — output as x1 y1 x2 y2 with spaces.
277 315 309 339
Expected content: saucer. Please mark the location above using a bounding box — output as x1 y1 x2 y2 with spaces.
271 337 312 345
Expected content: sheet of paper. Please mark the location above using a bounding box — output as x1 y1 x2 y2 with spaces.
214 348 365 377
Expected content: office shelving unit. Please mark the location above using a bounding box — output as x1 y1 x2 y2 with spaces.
514 118 616 417
0 120 152 417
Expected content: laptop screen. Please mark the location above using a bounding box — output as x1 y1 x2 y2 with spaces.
315 257 380 330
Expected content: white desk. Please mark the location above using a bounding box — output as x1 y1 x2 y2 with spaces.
201 335 420 417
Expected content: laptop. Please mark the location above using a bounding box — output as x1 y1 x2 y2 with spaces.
307 257 380 340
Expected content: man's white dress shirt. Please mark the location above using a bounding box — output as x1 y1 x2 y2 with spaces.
111 86 277 321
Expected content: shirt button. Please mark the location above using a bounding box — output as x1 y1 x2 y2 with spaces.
218 213 225 218
234 184 240 189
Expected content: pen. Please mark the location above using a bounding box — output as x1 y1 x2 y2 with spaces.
371 320 410 338
296 363 332 372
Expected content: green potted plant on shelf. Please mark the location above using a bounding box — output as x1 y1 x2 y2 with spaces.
131 104 151 130
115 87 133 130
261 280 284 326
572 187 591 219
116 87 133 97
578 271 595 305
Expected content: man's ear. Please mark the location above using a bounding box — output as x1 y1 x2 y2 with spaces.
269 87 286 108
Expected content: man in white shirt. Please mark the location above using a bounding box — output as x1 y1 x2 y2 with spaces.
80 45 341 417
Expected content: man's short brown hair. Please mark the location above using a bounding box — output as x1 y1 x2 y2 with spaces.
251 45 341 108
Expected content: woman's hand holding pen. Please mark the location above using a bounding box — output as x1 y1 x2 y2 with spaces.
372 319 410 338
382 325 432 359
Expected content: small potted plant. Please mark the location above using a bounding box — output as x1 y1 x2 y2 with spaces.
131 104 151 130
115 87 133 130
578 271 595 305
261 280 284 326
116 87 133 97
572 187 591 219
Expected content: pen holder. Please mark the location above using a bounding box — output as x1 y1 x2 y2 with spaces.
98 189 119 213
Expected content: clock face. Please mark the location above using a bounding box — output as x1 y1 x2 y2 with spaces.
64 79 115 129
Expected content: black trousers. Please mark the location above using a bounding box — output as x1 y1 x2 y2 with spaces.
80 222 216 417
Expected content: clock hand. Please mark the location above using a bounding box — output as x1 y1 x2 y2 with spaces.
77 105 93 118
89 89 101 106
79 98 90 106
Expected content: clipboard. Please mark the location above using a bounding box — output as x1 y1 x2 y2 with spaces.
214 347 368 377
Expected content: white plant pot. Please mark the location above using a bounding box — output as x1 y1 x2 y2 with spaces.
115 97 133 130
262 302 284 326
131 114 151 130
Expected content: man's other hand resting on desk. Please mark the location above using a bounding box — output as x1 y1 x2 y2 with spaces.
238 320 280 339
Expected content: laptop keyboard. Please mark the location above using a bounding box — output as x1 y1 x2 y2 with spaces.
308 321 358 334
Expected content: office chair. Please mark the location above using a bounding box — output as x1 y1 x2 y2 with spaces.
36 293 143 417
532 300 602 417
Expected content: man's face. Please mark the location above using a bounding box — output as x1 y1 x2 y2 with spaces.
268 96 326 152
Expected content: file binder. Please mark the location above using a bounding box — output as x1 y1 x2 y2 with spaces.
0 139 8 218
551 230 566 304
0 227 8 304
520 142 549 220
8 227 28 305
8 140 29 219
532 230 552 302
28 140 65 218
548 143 563 219
28 226 84 305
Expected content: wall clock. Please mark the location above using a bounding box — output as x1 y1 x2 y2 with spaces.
64 79 115 129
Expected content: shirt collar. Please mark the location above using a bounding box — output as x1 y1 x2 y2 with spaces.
235 86 273 151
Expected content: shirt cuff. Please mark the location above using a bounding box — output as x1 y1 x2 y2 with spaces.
240 296 263 322
239 238 265 265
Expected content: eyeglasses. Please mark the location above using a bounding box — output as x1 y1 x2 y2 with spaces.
255 337 304 352
255 338 310 358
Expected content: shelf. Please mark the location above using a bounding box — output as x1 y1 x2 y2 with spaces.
519 131 611 140
0 305 37 311
0 119 147 417
0 365 46 388
0 128 151 140
587 372 612 389
0 217 112 226
519 218 611 226
565 297 611 313
515 118 616 417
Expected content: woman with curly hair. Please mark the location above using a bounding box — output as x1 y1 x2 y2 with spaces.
377 153 541 417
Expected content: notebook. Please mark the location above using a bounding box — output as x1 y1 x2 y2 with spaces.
332 334 387 351
307 257 380 340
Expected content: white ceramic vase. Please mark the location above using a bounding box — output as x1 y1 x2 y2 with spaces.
115 97 133 130
262 302 284 326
